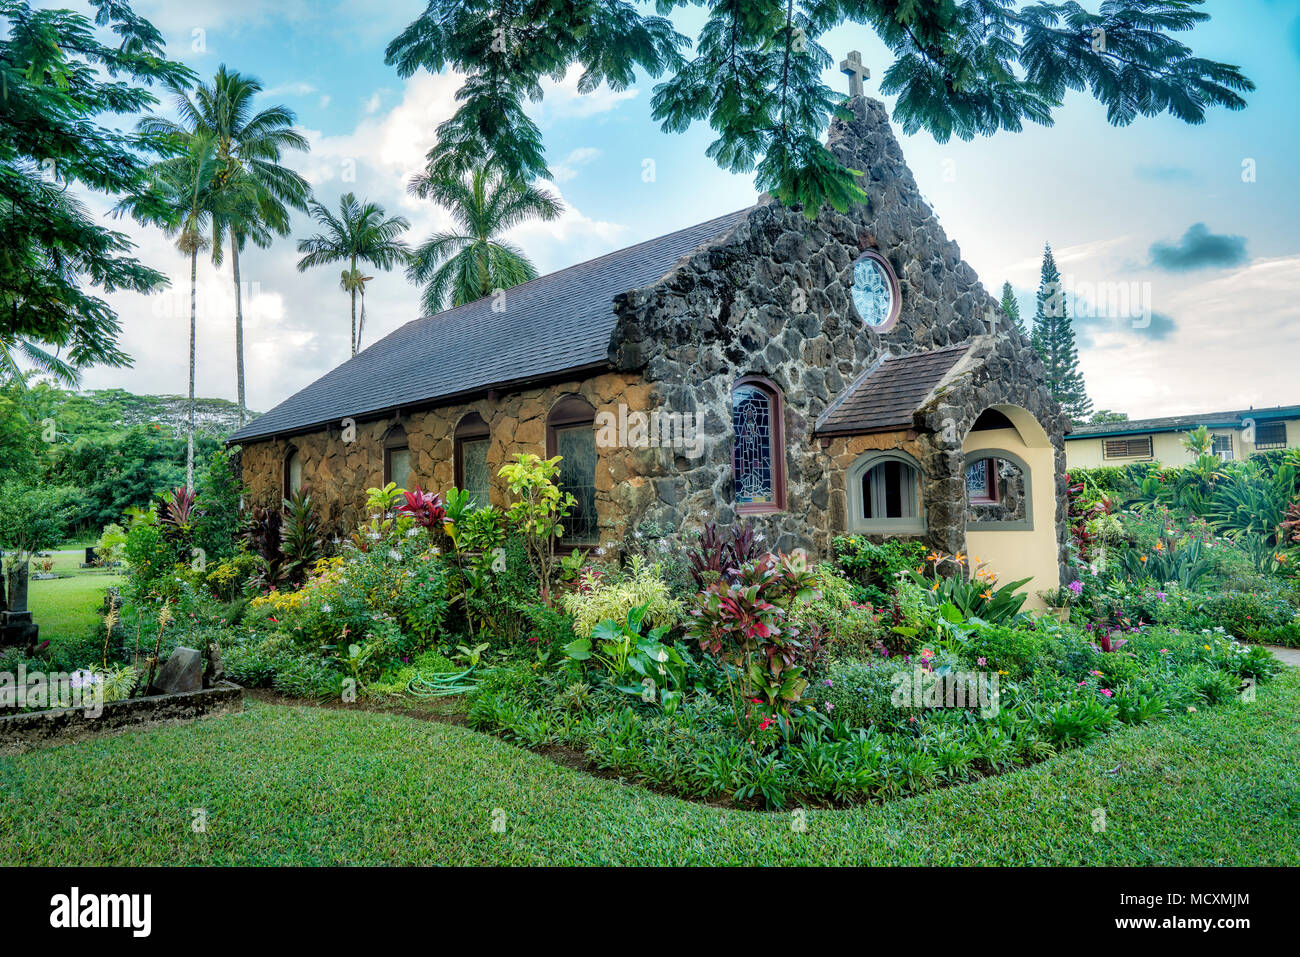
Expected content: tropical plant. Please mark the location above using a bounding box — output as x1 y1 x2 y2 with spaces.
498 454 576 605
140 65 312 424
243 505 285 590
687 521 762 588
406 164 561 313
1208 463 1296 548
296 193 410 355
561 556 682 638
564 603 687 711
280 490 323 588
910 554 1031 625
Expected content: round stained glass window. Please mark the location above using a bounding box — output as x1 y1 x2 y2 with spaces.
850 251 900 330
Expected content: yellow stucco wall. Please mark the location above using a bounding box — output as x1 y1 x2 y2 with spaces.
1065 418 1300 469
963 424 1060 610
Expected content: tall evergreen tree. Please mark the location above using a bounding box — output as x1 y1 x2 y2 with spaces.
999 281 1025 335
1029 243 1092 421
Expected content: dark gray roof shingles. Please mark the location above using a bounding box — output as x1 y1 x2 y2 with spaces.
815 344 970 435
230 208 753 442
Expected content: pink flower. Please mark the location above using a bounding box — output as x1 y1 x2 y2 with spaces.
977 656 987 666
1101 688 1114 698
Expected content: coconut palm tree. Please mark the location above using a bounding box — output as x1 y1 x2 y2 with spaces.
406 165 562 313
140 66 311 426
296 193 410 356
115 133 231 491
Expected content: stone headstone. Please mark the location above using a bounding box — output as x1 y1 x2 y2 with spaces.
205 641 225 686
151 646 203 695
0 611 38 651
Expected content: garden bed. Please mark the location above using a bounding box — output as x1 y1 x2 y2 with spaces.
0 680 243 755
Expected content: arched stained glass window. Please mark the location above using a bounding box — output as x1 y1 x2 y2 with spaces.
732 378 784 511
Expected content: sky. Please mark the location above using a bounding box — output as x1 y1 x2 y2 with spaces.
45 0 1300 421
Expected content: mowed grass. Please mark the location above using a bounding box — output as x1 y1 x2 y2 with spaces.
2 668 1297 866
24 550 122 645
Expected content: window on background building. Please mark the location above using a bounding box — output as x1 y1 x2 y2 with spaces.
965 457 998 503
1102 436 1153 460
1255 421 1287 451
455 412 491 509
283 447 302 499
1212 433 1234 460
546 396 598 544
384 425 412 489
732 378 785 512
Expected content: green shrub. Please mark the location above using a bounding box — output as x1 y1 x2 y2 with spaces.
1243 621 1300 648
832 536 925 607
813 658 911 730
561 556 682 638
963 622 1048 679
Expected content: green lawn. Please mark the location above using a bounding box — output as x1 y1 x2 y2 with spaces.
2 667 1297 865
24 550 122 646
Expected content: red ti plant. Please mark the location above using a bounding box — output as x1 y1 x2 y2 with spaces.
1282 498 1300 545
1091 630 1129 653
687 552 813 715
396 485 446 531
160 487 199 529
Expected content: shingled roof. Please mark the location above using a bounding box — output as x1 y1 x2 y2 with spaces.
229 207 754 443
1068 404 1300 439
815 344 970 436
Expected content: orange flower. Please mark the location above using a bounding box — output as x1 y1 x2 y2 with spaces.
980 590 992 600
1139 555 1148 563
1155 541 1165 551
926 551 942 564
953 552 966 565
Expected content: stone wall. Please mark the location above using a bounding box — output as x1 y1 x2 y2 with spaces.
238 371 657 540
608 96 1068 566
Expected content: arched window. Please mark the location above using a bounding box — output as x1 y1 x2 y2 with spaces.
965 448 1033 529
384 424 412 490
455 412 491 509
732 377 785 512
546 396 597 544
847 451 925 533
282 447 302 500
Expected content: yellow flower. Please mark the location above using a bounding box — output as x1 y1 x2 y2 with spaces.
1203 644 1211 650
930 581 941 592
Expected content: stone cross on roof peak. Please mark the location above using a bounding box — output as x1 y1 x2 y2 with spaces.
840 50 869 98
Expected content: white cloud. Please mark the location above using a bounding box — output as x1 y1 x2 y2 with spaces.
550 147 602 183
529 66 639 123
261 81 318 98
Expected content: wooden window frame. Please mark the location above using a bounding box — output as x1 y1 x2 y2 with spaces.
454 412 491 505
732 375 787 515
966 456 999 504
546 395 598 547
383 424 411 488
282 446 301 501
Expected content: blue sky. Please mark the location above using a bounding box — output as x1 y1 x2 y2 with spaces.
58 0 1300 420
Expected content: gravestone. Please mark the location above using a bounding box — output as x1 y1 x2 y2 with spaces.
0 561 38 651
150 647 204 695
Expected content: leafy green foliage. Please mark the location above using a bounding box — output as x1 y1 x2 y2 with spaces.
1 0 194 370
561 556 682 638
1029 242 1091 419
386 0 1250 214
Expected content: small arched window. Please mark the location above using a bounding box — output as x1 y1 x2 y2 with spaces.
732 377 785 513
384 424 412 490
283 447 302 500
546 396 598 544
454 412 491 509
847 451 925 533
965 449 1033 529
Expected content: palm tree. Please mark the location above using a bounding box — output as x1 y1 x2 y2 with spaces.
0 338 81 389
406 165 562 313
296 193 410 355
140 66 311 426
115 133 232 491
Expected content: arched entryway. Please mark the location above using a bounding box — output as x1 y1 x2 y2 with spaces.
962 405 1059 608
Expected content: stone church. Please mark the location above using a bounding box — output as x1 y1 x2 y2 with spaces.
230 88 1070 601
